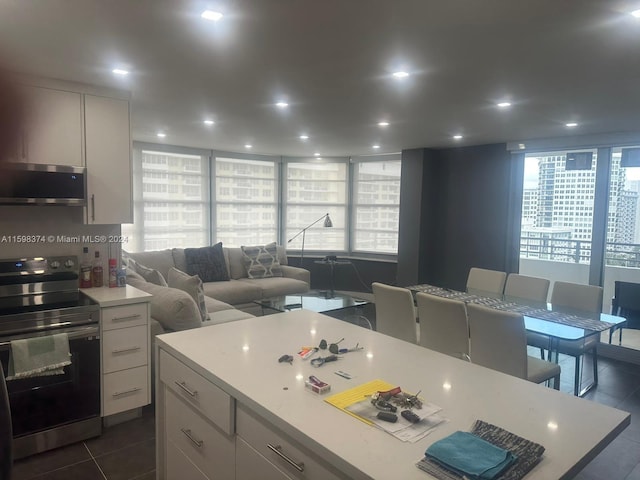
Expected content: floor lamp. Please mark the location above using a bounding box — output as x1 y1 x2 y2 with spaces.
287 213 333 267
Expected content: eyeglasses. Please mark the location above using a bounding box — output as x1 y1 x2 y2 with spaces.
319 337 344 354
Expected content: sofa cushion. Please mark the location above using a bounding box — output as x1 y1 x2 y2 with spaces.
184 243 229 282
202 279 262 305
131 259 168 286
226 248 247 280
204 295 235 314
126 266 145 282
127 278 201 331
238 277 309 298
240 242 283 279
171 248 187 274
276 245 288 266
127 249 176 280
167 268 210 323
204 309 255 327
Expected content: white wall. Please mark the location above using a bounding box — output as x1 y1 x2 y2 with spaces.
0 206 121 263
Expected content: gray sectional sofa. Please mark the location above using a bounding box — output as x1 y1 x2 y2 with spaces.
125 245 310 337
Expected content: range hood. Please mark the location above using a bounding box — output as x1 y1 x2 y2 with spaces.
0 163 86 206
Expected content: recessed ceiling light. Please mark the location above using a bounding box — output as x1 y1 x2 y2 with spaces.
372 145 381 149
299 135 309 140
631 9 640 17
378 121 390 127
565 122 579 128
518 143 526 150
112 68 129 76
392 71 409 79
453 135 463 140
276 102 289 108
497 102 512 108
314 152 320 157
203 120 214 126
156 132 166 138
244 144 252 149
201 10 223 21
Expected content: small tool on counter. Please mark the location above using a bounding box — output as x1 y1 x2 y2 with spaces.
310 354 340 367
319 338 344 354
278 354 293 365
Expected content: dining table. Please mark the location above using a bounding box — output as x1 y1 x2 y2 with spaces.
406 284 627 396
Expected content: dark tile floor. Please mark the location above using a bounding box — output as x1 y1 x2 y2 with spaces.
12 406 155 480
9 356 640 479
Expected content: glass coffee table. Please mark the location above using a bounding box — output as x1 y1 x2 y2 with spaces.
255 290 373 329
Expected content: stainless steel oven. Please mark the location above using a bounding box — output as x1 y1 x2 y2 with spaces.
0 256 101 459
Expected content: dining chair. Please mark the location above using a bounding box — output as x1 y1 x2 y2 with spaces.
504 273 550 303
548 281 603 396
611 281 640 344
416 292 469 360
466 267 507 296
467 303 560 389
372 282 418 344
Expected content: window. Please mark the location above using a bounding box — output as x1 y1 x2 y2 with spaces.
122 148 210 252
352 158 401 254
284 160 347 252
214 157 278 247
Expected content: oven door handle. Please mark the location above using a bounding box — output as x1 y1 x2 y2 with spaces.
0 325 99 350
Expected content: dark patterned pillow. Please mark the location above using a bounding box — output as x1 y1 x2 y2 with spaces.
184 243 229 282
241 242 283 279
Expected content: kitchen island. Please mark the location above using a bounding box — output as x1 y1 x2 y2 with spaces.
155 310 630 479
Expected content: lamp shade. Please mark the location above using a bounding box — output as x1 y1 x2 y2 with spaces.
324 214 333 228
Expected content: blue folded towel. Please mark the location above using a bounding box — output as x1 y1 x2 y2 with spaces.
426 431 516 480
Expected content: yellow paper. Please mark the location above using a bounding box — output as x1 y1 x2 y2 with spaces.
324 379 395 425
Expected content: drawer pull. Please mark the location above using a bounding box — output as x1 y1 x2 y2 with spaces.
112 387 142 397
267 444 305 472
112 346 141 354
181 428 204 448
111 314 141 322
175 381 198 397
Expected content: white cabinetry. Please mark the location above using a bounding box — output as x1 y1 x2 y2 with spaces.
84 94 132 224
19 86 83 166
83 286 151 418
157 349 338 480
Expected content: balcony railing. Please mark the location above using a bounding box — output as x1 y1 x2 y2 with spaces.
520 236 640 268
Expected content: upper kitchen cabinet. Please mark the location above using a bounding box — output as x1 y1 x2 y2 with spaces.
18 86 83 166
84 94 133 225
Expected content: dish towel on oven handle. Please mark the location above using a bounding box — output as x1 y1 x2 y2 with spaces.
6 333 71 380
425 431 516 479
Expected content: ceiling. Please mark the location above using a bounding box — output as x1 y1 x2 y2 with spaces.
1 0 640 157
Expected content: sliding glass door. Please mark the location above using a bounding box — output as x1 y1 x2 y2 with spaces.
519 149 598 290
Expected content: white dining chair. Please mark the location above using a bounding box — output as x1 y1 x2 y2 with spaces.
467 303 560 389
504 273 550 303
548 281 603 396
416 292 469 360
372 282 418 344
466 267 507 296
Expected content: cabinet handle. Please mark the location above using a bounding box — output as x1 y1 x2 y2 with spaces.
91 194 95 221
174 381 198 397
181 428 204 448
266 444 305 472
112 387 141 397
111 346 141 354
21 131 27 159
111 314 141 322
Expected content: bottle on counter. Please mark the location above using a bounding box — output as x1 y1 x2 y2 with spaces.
108 258 117 288
92 251 103 288
79 246 93 288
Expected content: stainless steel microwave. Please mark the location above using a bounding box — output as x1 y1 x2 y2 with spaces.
0 163 86 206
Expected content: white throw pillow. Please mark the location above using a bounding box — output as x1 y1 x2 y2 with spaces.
167 267 210 323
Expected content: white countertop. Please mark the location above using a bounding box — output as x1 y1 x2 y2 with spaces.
157 310 630 480
82 285 152 307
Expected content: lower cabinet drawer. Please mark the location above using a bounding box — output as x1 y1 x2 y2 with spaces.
103 325 148 373
167 439 210 480
236 403 341 480
165 387 235 480
236 437 292 480
159 350 234 435
103 365 149 416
